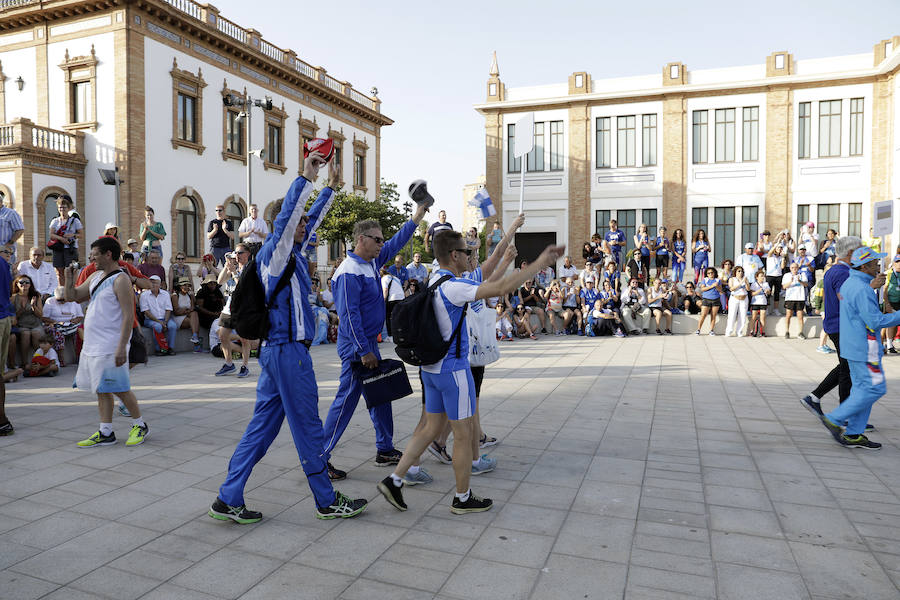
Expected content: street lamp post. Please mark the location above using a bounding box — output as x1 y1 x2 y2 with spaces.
223 93 273 208
403 200 412 262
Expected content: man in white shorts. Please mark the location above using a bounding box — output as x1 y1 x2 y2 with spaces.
378 230 564 515
65 236 148 447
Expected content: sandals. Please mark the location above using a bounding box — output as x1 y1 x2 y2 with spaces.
427 441 452 464
479 433 498 448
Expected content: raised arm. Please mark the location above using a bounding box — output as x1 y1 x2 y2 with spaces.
476 244 565 300
481 213 524 280
486 245 517 283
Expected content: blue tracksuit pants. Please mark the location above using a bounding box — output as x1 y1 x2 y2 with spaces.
322 343 395 458
825 359 886 436
218 342 335 509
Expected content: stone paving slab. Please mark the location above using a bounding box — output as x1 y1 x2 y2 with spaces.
2 334 900 599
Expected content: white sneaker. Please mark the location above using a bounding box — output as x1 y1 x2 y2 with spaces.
709 331 716 336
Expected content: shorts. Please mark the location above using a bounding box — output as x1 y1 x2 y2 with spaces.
701 298 720 308
75 353 131 394
785 300 806 312
422 368 476 421
655 255 669 269
219 314 234 330
750 302 767 311
52 246 78 269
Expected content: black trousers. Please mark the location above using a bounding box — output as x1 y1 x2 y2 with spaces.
811 332 851 404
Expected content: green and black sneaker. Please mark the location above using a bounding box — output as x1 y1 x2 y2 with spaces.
208 498 262 524
316 491 367 520
819 415 844 444
77 430 117 447
839 434 882 450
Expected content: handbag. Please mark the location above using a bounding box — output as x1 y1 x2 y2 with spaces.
129 326 147 365
47 217 71 250
352 359 413 409
469 304 500 367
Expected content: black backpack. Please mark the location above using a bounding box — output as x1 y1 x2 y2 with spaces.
391 275 468 366
229 254 296 340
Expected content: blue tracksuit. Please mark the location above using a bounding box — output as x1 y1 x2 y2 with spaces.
218 177 337 509
826 268 900 436
322 219 417 457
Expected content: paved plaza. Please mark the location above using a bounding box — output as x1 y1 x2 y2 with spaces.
2 334 900 600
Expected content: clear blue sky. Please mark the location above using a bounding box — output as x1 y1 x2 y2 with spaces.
216 0 900 228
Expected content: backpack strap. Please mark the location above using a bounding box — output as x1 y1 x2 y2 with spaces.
90 268 125 300
431 274 468 359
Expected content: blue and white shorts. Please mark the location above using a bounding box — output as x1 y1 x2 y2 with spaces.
75 353 131 394
422 369 476 421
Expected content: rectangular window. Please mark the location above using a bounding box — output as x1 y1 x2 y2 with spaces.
617 115 636 167
641 114 657 166
595 117 611 168
848 203 862 237
741 205 758 250
617 209 636 256
549 121 564 171
642 210 658 242
714 206 736 265
692 110 708 164
176 93 195 142
266 123 282 165
595 210 611 237
354 153 365 187
819 100 842 158
527 121 544 172
849 98 864 156
73 81 91 123
798 102 811 159
817 204 840 236
714 108 735 162
507 124 520 173
226 110 244 155
796 204 809 236
692 207 708 239
742 106 758 161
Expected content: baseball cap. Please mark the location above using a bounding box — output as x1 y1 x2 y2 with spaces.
302 138 334 161
850 246 887 267
148 275 161 281
894 255 900 263
805 221 815 229
744 243 754 249
797 245 806 251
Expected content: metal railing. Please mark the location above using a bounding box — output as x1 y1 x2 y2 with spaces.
161 0 200 20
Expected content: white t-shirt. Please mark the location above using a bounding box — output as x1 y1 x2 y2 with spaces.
83 270 127 357
766 254 784 277
750 281 770 306
17 260 58 296
140 289 174 321
646 286 664 308
32 346 59 363
49 215 83 248
559 264 578 279
43 298 83 322
782 271 809 302
800 231 819 257
381 274 404 301
729 277 750 300
238 216 269 244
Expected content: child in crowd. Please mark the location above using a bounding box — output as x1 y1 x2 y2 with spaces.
495 303 514 341
748 270 771 337
25 335 58 377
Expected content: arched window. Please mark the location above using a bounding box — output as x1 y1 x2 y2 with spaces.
225 201 244 249
175 195 199 257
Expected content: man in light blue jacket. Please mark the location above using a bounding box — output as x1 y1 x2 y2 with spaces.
820 246 900 450
324 202 429 475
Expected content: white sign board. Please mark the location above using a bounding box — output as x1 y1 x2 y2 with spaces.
513 112 535 158
873 200 894 237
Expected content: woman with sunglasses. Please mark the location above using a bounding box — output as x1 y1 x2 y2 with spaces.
11 274 45 368
168 253 193 293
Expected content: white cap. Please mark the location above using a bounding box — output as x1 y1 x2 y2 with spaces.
104 222 118 231
744 243 754 249
148 275 161 281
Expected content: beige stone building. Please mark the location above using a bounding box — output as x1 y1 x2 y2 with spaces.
476 42 900 266
0 0 390 267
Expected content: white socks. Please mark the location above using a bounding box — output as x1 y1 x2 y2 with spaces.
408 465 420 475
132 417 145 428
99 422 113 436
455 489 470 502
389 473 403 487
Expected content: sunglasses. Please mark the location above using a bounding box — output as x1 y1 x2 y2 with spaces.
363 234 385 244
236 250 248 255
453 247 474 256
17 281 30 285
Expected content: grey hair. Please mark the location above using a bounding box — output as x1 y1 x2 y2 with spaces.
353 219 381 240
835 236 862 259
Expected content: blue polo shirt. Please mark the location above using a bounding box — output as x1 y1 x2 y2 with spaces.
822 262 849 335
388 264 409 285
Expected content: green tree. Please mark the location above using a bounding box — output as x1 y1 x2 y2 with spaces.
311 187 406 246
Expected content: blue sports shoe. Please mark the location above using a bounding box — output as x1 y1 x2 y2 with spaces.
471 454 496 475
215 363 236 376
403 469 434 486
237 366 250 378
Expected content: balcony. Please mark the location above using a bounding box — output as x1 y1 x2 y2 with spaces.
0 118 87 171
